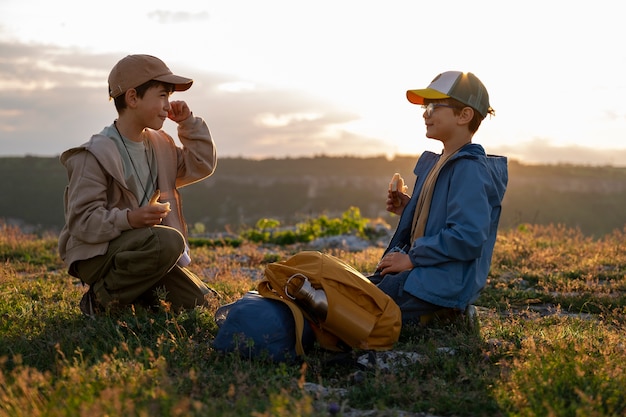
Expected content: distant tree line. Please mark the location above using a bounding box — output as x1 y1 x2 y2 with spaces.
1 155 625 237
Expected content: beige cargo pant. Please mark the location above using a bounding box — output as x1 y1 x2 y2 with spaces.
75 226 211 311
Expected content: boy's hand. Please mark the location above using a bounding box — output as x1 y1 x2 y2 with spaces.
376 252 413 276
386 190 410 215
127 202 171 228
168 100 191 123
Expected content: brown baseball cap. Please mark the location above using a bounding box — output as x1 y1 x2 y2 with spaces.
108 54 193 98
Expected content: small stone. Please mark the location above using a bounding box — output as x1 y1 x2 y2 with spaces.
328 402 340 415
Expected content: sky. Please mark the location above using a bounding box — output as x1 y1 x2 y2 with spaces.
1 0 626 166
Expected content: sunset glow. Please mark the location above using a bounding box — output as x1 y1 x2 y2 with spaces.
1 0 625 166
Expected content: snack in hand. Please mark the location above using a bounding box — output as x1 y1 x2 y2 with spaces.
388 173 407 207
149 189 171 212
149 189 161 205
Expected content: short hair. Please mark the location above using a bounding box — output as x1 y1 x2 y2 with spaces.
113 80 175 113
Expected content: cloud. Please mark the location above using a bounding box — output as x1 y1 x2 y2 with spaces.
0 43 117 153
1 40 625 166
147 10 210 24
0 40 385 158
489 138 626 167
187 74 378 158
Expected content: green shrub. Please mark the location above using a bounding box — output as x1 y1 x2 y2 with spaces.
241 206 371 245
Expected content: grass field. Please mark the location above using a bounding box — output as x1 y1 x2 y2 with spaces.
0 222 624 416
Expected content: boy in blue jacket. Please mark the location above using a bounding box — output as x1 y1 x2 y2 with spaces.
371 71 508 325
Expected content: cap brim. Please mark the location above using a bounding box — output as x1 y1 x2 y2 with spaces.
406 88 450 105
154 74 193 92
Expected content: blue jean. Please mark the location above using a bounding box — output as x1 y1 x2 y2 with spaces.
370 270 444 325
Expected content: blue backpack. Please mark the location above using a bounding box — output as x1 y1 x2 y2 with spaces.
213 291 315 362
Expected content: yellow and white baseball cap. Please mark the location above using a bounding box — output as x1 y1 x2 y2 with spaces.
407 71 494 117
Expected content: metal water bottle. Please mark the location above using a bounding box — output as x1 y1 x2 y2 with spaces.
285 273 328 321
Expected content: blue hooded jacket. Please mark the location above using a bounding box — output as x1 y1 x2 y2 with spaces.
385 143 508 309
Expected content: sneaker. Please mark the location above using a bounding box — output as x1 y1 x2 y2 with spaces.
464 304 480 331
465 304 478 321
79 287 103 318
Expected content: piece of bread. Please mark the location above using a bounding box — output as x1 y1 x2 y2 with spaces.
149 189 161 205
389 173 407 207
149 189 171 212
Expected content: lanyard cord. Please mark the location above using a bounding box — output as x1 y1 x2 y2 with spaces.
114 122 155 205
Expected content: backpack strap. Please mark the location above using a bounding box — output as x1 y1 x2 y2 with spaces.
258 280 306 356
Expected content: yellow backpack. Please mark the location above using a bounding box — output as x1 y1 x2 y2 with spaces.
258 251 401 353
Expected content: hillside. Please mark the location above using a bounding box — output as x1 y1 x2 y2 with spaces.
1 155 625 236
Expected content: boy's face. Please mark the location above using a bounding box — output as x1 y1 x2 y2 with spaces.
135 85 173 131
422 100 462 141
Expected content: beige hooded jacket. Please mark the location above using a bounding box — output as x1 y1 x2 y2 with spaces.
58 115 216 276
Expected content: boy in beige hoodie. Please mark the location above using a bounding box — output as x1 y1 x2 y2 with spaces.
58 54 217 316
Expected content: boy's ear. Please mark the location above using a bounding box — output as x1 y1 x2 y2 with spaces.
457 106 474 126
124 88 138 108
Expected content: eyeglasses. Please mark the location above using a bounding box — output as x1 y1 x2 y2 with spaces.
421 103 462 117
